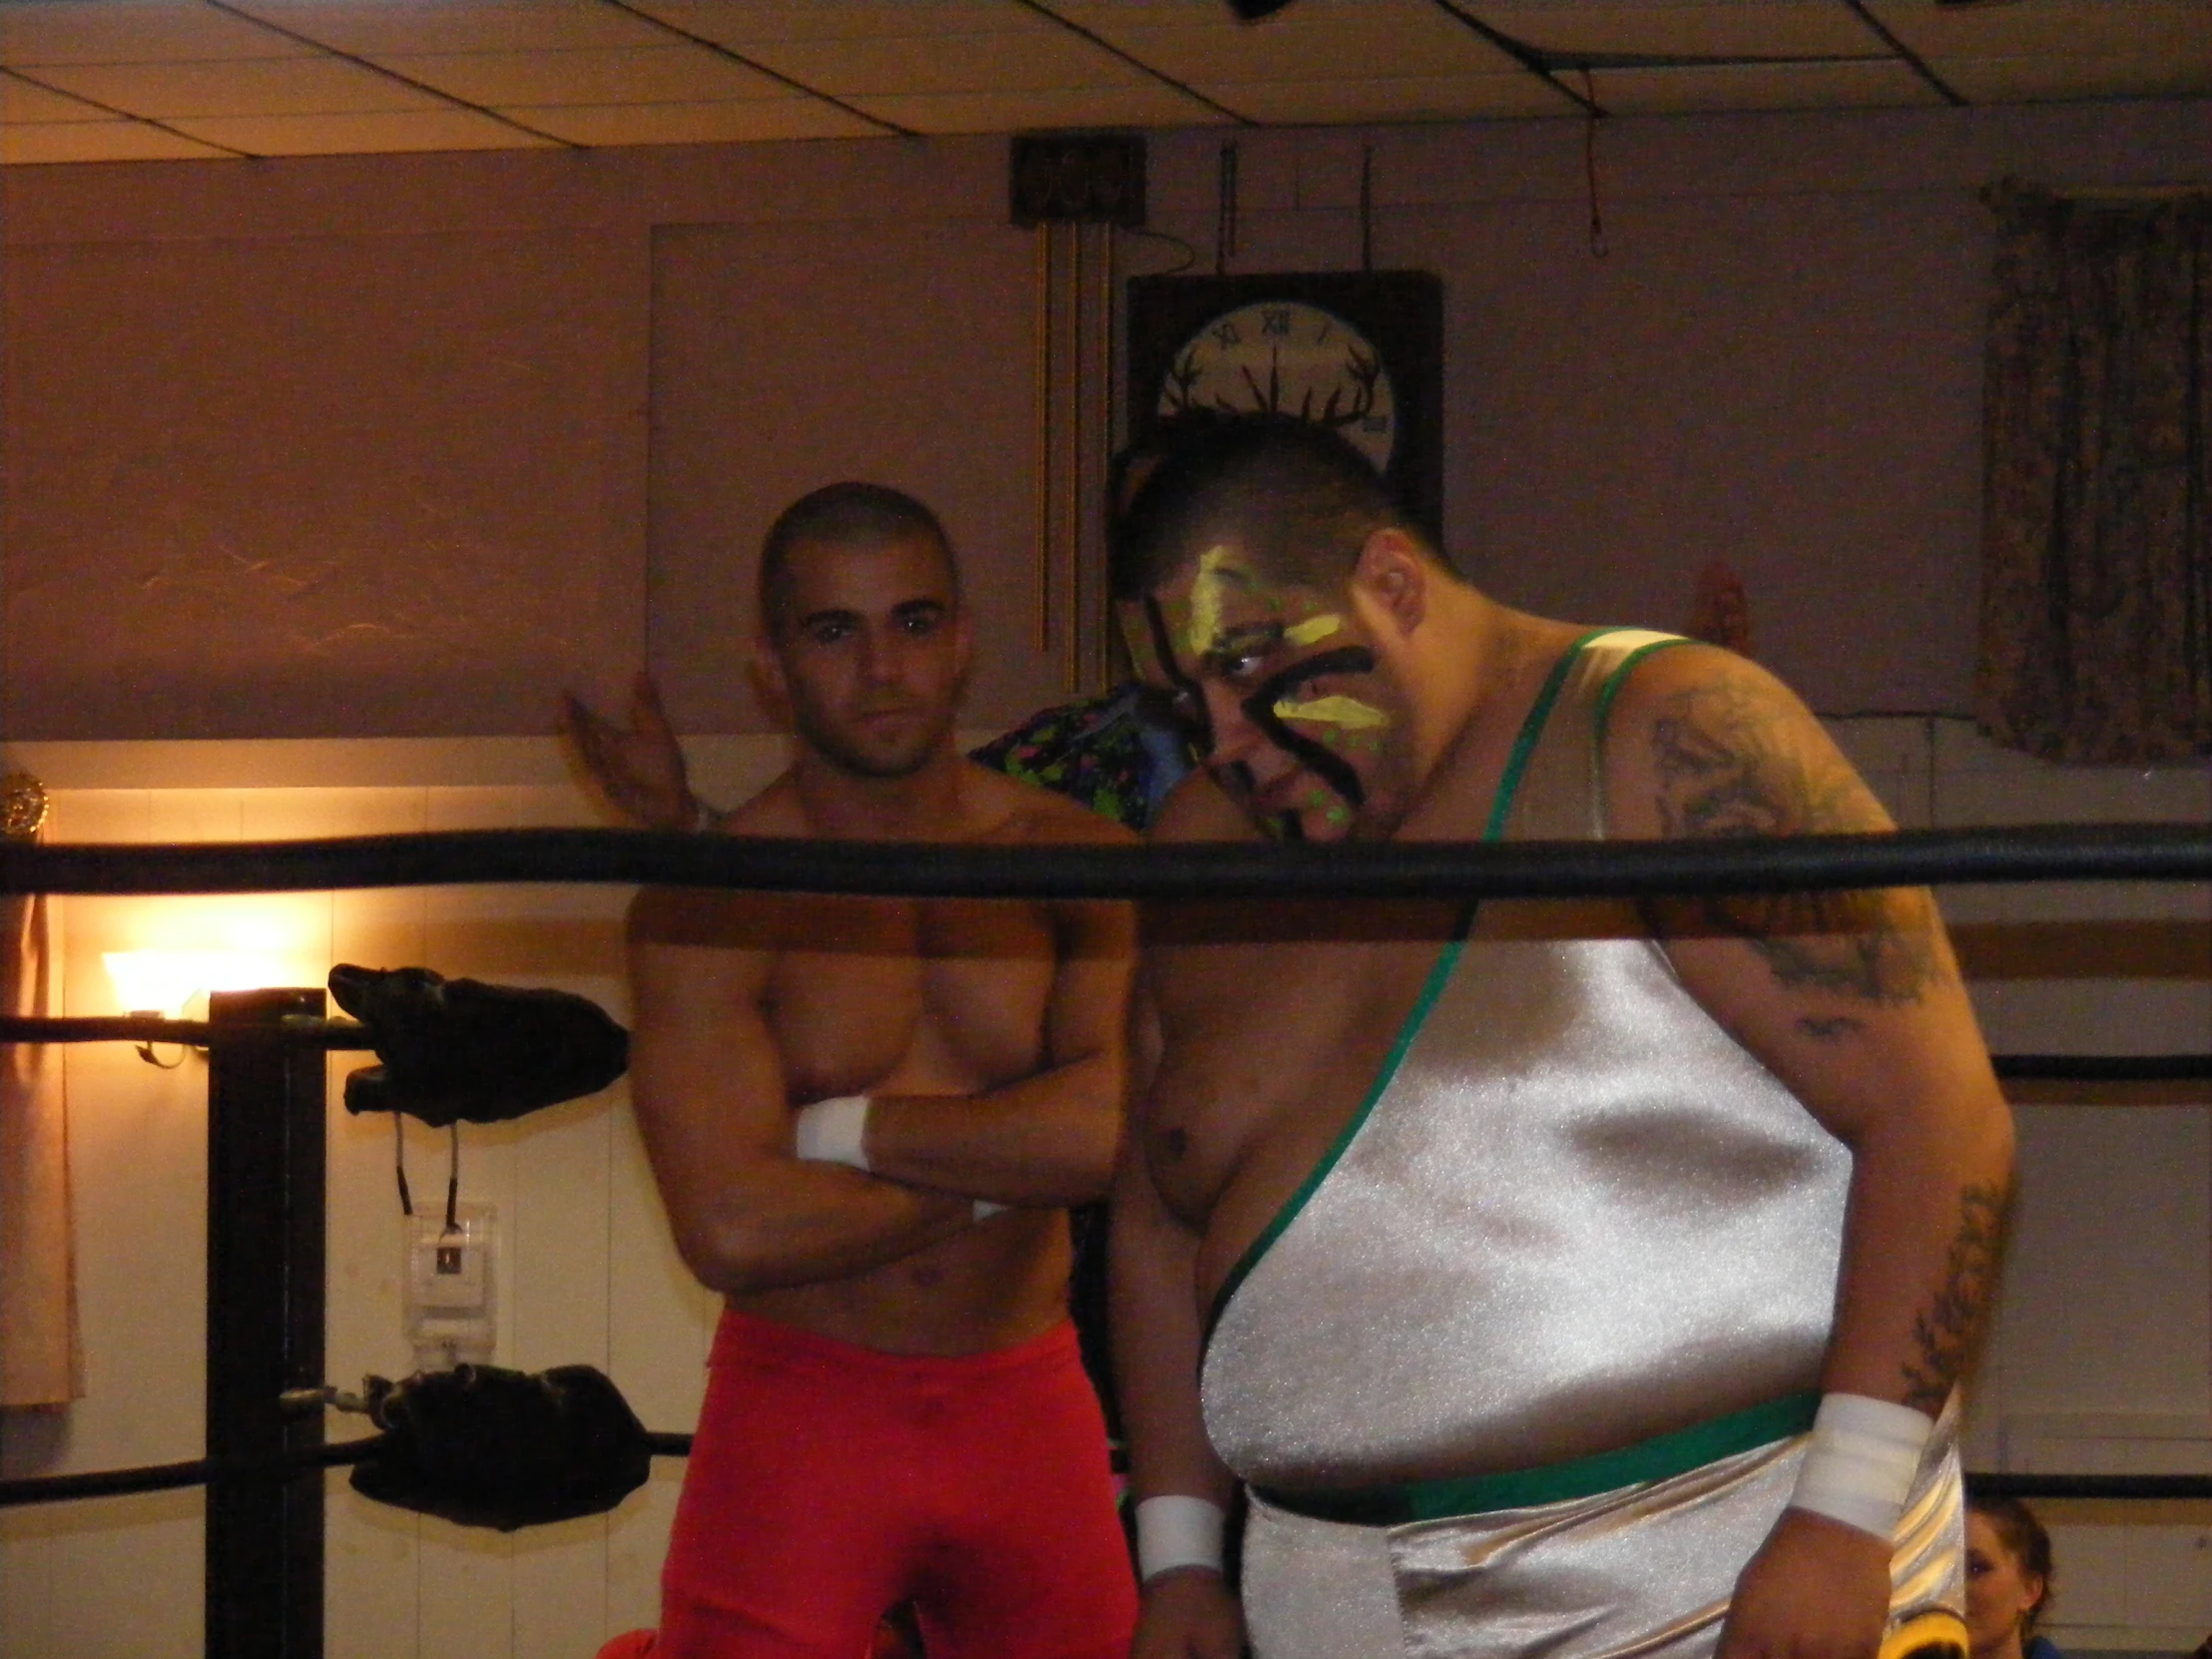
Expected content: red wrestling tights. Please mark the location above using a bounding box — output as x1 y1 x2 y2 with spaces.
653 1309 1136 1659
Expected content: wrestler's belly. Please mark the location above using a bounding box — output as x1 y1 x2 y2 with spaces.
1196 934 1856 1489
732 1208 1074 1357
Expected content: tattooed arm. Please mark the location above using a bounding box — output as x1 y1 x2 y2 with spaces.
1601 647 2013 1659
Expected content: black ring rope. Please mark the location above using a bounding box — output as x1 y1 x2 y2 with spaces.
2 1013 2204 1085
1963 1473 2212 1501
0 1015 378 1048
3 822 2212 900
0 1436 383 1508
6 1437 2205 1510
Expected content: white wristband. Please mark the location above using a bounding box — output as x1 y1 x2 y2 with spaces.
1788 1393 1934 1540
972 1199 1007 1222
1136 1495 1226 1583
793 1095 870 1172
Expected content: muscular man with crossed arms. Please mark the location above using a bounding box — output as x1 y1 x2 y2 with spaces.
1108 420 2014 1659
610 483 1138 1658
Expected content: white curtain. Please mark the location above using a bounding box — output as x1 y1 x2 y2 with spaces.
0 875 82 1408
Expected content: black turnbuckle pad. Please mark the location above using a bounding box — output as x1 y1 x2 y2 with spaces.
329 964 628 1127
347 1363 651 1531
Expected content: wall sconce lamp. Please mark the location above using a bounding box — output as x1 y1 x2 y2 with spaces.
104 949 289 1067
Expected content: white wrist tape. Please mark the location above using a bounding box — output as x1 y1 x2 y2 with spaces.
793 1095 870 1172
1789 1393 1934 1539
1136 1495 1226 1583
972 1199 1007 1222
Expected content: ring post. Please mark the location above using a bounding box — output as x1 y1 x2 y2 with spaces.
205 988 326 1659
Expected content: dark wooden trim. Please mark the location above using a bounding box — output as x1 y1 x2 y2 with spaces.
205 988 326 1659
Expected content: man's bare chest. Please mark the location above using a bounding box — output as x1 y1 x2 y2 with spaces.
763 896 1059 1101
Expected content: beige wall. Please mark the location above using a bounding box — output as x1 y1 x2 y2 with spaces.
5 100 2210 739
1 134 1075 739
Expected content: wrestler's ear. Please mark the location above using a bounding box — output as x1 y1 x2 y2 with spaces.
748 631 793 725
1350 528 1430 640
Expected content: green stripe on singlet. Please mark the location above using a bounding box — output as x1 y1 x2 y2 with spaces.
1593 634 1698 751
1199 628 1614 1347
1253 1390 1822 1524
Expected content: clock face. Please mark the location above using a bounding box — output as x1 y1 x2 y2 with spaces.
1156 300 1397 475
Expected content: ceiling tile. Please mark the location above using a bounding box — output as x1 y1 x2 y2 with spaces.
0 116 226 162
30 56 449 119
0 71 117 123
237 0 676 54
849 83 1232 134
0 1 315 66
1218 72 1574 125
376 45 788 107
623 2 1058 46
1048 0 1519 83
1936 51 2212 106
1465 2 1880 60
740 30 1152 97
1584 57 1941 115
1865 0 2212 60
164 107 552 155
511 97 884 145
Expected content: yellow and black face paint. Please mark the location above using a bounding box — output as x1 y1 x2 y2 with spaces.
1241 645 1381 813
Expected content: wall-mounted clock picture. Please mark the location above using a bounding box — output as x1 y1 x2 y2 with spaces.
1126 271 1444 542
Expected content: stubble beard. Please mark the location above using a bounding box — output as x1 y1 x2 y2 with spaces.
792 700 956 782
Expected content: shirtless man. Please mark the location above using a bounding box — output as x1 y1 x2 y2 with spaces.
616 483 1139 1658
1107 420 2014 1659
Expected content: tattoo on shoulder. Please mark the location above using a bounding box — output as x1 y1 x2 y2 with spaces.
1646 677 1947 1008
1902 1182 2009 1415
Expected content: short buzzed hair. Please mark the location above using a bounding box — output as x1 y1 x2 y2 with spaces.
759 482 956 637
1108 415 1443 602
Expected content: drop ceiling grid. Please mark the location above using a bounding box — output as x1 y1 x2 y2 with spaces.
1584 58 1943 116
161 107 556 156
365 46 794 109
0 1 318 65
0 0 2202 164
705 30 1163 99
0 76 116 125
1866 0 2212 58
627 1 1062 45
234 0 683 56
1423 0 1886 60
848 83 1229 136
516 96 883 147
0 117 219 164
25 55 452 120
1215 72 1570 127
1047 0 1527 85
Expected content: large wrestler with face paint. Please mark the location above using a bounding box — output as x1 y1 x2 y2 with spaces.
1106 419 2012 1659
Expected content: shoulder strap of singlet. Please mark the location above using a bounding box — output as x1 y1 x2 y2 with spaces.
1200 626 1625 1346
1585 630 1702 838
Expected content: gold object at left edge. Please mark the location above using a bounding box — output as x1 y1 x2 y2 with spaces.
0 772 48 840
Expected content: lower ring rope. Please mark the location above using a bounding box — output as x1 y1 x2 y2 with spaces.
6 1441 2204 1511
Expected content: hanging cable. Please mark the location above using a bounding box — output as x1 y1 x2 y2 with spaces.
443 1121 462 1236
394 1113 413 1217
1582 68 1609 259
